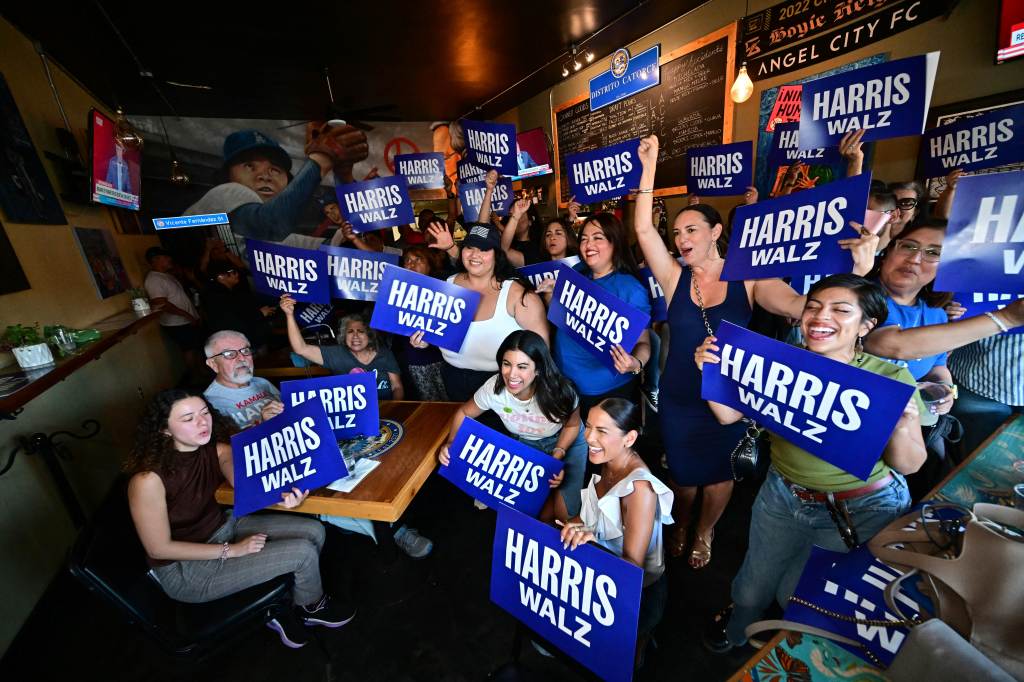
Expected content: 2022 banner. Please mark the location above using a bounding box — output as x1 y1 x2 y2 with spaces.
320 244 399 301
246 238 330 303
461 119 517 175
565 139 642 203
280 373 379 440
370 265 481 352
335 175 415 232
686 141 753 196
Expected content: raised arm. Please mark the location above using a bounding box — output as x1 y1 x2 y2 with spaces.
500 199 530 267
478 170 498 225
633 135 683 304
933 169 961 220
839 129 866 177
864 300 1023 360
279 294 325 365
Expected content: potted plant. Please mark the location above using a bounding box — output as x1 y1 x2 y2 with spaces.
2 324 55 369
128 286 151 316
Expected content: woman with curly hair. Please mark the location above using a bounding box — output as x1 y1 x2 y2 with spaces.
126 388 353 649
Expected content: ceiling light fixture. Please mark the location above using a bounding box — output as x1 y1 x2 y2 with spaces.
585 51 595 63
730 62 754 103
561 65 570 77
573 59 583 72
113 107 144 150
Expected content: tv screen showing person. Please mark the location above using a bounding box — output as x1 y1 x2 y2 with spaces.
512 128 552 180
89 109 141 211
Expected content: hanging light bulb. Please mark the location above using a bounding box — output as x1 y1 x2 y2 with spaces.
585 50 595 63
113 107 144 150
573 59 582 72
561 64 570 77
169 159 190 186
730 62 754 103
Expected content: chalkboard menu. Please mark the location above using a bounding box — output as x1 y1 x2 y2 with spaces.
553 26 736 203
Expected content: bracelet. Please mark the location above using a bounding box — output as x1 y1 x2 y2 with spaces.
219 542 230 563
985 311 1009 333
632 358 645 375
636 188 654 194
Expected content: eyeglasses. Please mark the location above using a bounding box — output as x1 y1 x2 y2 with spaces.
210 346 252 360
895 197 919 210
893 239 942 262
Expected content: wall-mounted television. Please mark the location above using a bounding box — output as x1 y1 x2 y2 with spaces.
511 127 552 181
997 0 1024 64
89 108 141 211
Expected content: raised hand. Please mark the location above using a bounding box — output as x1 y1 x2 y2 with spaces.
637 135 659 168
838 221 881 276
426 220 454 251
484 169 498 189
279 294 296 316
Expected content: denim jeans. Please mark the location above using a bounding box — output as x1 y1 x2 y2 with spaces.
516 428 587 517
726 467 910 645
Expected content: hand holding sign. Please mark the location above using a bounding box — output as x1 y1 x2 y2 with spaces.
280 487 310 508
610 344 642 375
837 221 881 275
839 128 866 174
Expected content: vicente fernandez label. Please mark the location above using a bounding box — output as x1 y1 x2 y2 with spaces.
246 238 330 303
440 418 564 518
320 244 399 302
459 177 513 223
369 265 481 352
566 139 642 203
936 171 1024 294
799 52 939 149
335 175 415 232
548 264 650 370
281 373 379 440
920 103 1024 179
230 399 347 516
394 152 446 190
701 321 915 480
153 212 229 230
490 507 642 682
461 119 517 175
686 141 753 196
721 172 871 281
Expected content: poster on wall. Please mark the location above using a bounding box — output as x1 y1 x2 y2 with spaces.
0 73 67 225
72 226 132 299
0 218 30 295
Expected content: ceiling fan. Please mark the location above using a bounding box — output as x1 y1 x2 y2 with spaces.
277 68 402 132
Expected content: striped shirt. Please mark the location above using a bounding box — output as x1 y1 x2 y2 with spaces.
948 335 1024 406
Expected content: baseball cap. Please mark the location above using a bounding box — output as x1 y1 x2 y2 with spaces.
145 246 170 262
462 222 501 251
222 130 293 173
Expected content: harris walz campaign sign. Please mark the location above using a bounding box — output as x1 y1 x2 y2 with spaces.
935 170 1024 295
799 52 939 149
230 399 347 516
461 119 517 175
920 103 1024 178
459 177 513 223
721 172 871 281
394 152 446 190
320 244 399 301
565 139 642 203
701 321 915 480
246 238 330 303
369 265 481 352
767 122 843 170
548 263 650 370
686 141 753 196
440 418 564 518
490 507 643 682
951 292 1024 334
280 372 379 440
518 256 580 289
335 175 415 232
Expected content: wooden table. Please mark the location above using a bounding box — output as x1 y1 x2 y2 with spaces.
728 414 1024 682
215 400 460 522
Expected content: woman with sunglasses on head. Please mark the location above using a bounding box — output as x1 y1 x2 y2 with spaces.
633 135 880 568
698 274 926 653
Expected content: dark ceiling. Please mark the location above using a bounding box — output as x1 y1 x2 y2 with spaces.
4 0 708 122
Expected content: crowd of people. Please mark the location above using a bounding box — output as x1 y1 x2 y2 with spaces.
131 124 1023 667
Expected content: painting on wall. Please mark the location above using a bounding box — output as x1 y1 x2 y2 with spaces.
0 72 67 225
71 226 131 299
0 218 30 295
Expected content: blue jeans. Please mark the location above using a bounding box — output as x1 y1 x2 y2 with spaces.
516 429 587 517
726 467 910 645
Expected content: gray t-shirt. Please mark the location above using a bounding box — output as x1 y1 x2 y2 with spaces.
204 377 280 429
320 345 400 400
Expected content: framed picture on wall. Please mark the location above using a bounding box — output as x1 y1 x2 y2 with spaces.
0 218 30 295
71 226 131 299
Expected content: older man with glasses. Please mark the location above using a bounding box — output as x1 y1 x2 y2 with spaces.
203 330 284 429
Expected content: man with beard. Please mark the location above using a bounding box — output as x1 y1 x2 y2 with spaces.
202 330 283 429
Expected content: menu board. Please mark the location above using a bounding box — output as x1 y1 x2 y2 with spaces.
553 24 737 204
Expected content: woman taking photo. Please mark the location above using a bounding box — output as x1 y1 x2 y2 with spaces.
696 275 926 652
126 389 352 649
438 330 587 518
559 398 674 667
632 135 879 568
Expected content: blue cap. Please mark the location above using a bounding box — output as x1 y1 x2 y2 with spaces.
222 130 292 173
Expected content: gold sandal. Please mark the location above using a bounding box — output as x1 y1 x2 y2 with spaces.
689 529 714 569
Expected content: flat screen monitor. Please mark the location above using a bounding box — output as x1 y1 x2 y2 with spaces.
511 127 552 181
997 0 1024 64
89 108 141 211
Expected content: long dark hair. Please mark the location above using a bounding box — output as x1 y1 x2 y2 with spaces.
124 389 235 477
544 218 579 259
807 274 889 327
579 212 639 276
456 242 535 302
592 397 643 436
872 220 952 308
493 330 577 424
674 204 729 257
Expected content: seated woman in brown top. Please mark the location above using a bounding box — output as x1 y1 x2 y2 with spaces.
125 388 353 649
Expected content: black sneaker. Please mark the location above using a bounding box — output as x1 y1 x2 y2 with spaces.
702 605 736 654
266 613 308 649
301 594 356 628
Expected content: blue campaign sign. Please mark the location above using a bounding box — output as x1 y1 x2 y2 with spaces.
799 52 940 149
566 139 642 203
518 256 581 289
767 122 843 169
293 302 333 329
319 244 400 302
246 238 330 303
701 321 915 480
935 171 1024 294
686 141 753 196
335 175 415 232
369 265 481 352
459 177 513 223
152 212 229 230
548 263 651 370
394 152 446 190
721 172 871 281
952 292 1024 335
280 373 379 440
920 103 1024 178
461 119 517 175
639 267 667 323
490 507 643 682
457 158 487 184
230 399 347 517
439 418 564 517
590 44 660 112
